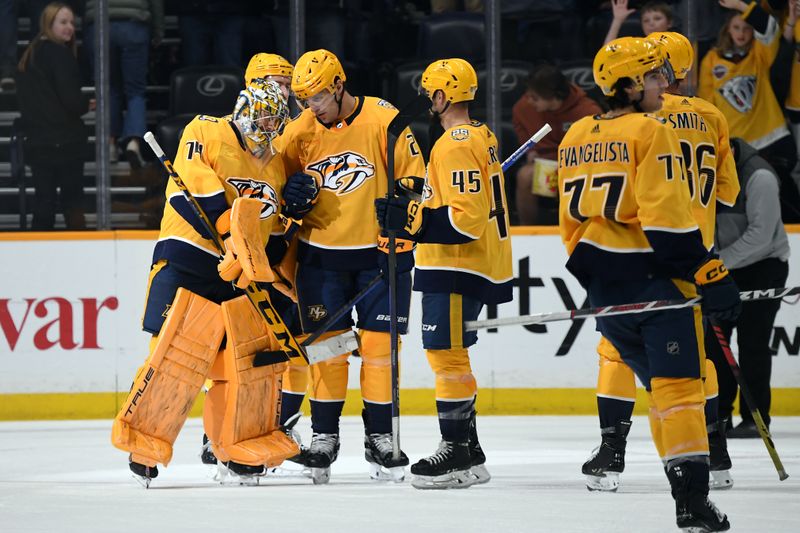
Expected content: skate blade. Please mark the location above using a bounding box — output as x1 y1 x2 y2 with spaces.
213 463 264 486
311 467 331 485
267 464 313 479
368 462 406 483
586 473 619 492
411 469 477 490
131 473 153 489
709 470 734 491
680 526 730 533
471 464 491 485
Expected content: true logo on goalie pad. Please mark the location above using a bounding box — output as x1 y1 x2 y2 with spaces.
227 178 279 219
125 367 155 416
307 151 376 195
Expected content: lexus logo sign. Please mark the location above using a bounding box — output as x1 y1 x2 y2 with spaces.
563 67 595 91
197 75 226 97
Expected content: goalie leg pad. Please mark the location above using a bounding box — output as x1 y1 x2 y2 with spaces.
204 294 299 467
111 288 225 466
651 377 708 461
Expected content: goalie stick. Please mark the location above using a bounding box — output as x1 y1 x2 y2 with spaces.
709 319 789 480
465 286 800 331
144 132 317 364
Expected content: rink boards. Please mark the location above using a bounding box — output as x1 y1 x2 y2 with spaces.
1 227 799 420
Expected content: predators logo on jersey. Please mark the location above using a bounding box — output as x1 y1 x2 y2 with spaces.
719 75 756 113
227 177 279 218
307 151 376 195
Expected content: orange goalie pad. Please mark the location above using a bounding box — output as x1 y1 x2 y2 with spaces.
111 289 225 466
204 295 299 467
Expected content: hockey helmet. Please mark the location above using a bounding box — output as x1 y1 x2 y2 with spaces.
593 37 667 96
232 78 289 157
648 31 694 82
291 49 346 100
245 53 293 83
420 58 478 103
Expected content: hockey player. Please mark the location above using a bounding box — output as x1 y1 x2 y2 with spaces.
559 37 740 531
582 31 739 493
244 52 293 101
111 79 313 485
275 49 425 484
375 58 512 490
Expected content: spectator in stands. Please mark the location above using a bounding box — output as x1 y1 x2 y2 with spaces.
708 137 790 438
83 0 163 167
176 1 247 68
699 0 800 222
604 0 673 44
512 64 601 225
16 2 93 230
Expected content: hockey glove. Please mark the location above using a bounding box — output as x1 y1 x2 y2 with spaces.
282 172 319 219
375 196 425 236
377 232 415 283
692 257 741 322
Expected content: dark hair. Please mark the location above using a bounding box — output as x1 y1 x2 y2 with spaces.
526 65 570 101
641 1 673 23
604 78 636 110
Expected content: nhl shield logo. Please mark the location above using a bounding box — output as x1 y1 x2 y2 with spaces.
666 341 680 356
307 151 376 195
227 178 279 218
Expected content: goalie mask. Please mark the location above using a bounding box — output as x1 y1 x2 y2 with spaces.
232 79 289 158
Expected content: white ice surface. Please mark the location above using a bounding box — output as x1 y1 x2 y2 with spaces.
1 416 799 533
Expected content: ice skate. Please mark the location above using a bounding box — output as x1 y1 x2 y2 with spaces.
266 412 312 478
668 462 730 533
411 440 476 490
582 419 631 492
128 455 158 488
306 432 340 485
469 414 491 485
200 433 218 465
214 460 266 486
364 432 409 482
708 419 733 491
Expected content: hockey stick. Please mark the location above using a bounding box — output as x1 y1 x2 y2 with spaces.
465 286 800 331
143 131 311 365
709 319 789 480
386 93 431 460
500 123 552 172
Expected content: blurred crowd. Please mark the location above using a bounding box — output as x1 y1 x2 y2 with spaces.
0 0 798 229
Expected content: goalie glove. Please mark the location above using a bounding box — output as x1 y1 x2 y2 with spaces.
216 198 275 289
692 257 741 322
282 171 319 219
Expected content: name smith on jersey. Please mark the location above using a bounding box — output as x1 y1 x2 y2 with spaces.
665 111 708 133
558 141 630 168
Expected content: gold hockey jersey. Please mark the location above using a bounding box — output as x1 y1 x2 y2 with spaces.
557 113 709 287
276 96 425 270
154 114 286 277
413 121 513 304
658 93 740 249
698 27 790 149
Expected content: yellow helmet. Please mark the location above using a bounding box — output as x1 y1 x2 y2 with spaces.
648 31 693 81
291 49 346 100
245 53 293 83
420 58 478 103
593 37 666 96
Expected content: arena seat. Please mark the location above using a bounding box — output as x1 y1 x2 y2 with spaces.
417 13 485 63
169 65 244 117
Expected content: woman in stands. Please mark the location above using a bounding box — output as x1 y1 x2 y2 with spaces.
699 0 799 222
16 2 93 230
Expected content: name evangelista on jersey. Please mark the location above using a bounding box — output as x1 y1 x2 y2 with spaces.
557 113 708 287
276 96 425 270
414 121 513 304
154 114 286 277
657 93 740 249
